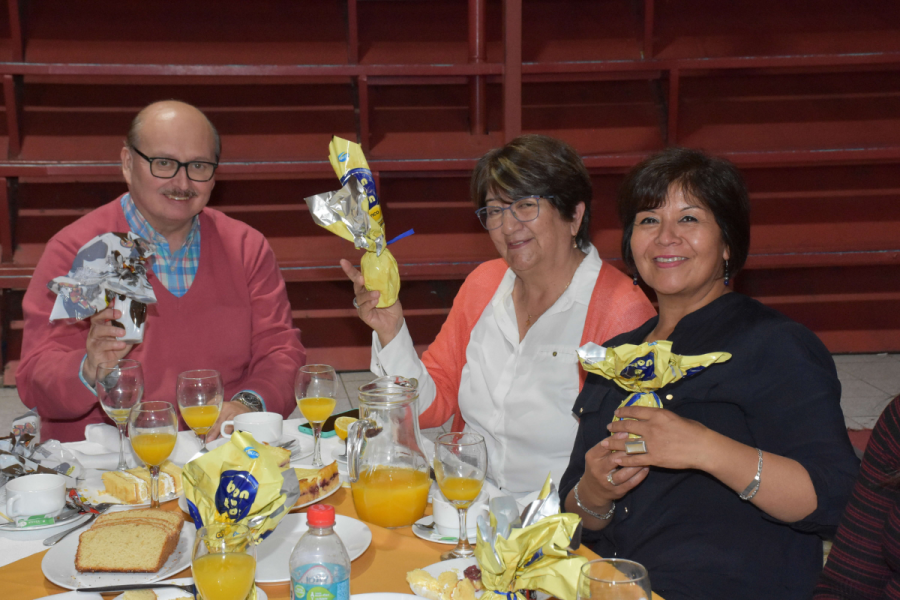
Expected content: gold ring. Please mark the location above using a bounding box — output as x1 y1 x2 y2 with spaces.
624 439 648 455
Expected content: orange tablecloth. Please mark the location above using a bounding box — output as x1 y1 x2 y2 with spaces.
1 489 661 600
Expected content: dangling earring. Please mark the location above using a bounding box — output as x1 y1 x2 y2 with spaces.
572 236 578 249
633 272 639 286
724 259 730 287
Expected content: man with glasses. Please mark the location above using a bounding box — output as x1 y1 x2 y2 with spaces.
18 100 306 442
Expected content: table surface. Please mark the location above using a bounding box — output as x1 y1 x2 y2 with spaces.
0 480 662 600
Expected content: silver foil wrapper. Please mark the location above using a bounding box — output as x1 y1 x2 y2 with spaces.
304 175 385 256
576 342 608 368
47 232 157 343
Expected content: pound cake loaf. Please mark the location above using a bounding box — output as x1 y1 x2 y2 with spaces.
102 461 182 504
93 508 183 534
75 520 179 573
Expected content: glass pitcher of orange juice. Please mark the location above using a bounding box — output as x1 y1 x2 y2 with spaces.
347 376 430 528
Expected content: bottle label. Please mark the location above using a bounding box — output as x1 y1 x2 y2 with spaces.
291 564 349 600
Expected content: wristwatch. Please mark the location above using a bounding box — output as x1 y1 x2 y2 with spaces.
231 391 264 413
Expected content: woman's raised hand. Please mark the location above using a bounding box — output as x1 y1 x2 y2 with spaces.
341 259 404 347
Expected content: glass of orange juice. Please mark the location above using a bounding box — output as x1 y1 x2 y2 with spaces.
434 432 487 559
128 401 178 508
192 522 257 600
176 369 224 453
295 365 339 468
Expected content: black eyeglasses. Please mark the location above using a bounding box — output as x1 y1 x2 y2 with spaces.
130 146 218 182
475 196 553 230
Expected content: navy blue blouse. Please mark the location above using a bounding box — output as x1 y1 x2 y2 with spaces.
560 293 860 600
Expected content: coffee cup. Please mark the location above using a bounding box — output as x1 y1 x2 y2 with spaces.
5 473 67 519
432 485 489 538
222 411 283 444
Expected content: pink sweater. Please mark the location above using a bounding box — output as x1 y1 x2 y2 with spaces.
17 197 306 442
420 257 657 431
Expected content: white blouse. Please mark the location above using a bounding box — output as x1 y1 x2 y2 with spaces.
372 246 603 497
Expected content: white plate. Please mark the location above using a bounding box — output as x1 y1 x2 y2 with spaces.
76 470 179 507
412 516 477 545
332 447 348 464
0 511 92 535
255 513 372 583
414 557 482 598
42 521 195 590
353 595 417 600
111 580 268 600
177 478 340 515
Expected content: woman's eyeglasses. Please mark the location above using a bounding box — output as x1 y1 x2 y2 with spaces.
475 196 553 230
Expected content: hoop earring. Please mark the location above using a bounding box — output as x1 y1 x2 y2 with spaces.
724 259 730 287
633 272 639 286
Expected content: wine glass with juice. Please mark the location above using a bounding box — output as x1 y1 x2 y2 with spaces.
128 401 177 508
577 559 652 600
434 432 487 560
96 359 144 471
176 369 223 453
295 365 338 468
192 522 257 600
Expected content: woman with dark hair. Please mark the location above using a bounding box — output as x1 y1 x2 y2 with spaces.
559 147 859 599
342 134 655 497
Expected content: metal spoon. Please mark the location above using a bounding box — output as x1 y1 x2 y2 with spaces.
43 503 113 546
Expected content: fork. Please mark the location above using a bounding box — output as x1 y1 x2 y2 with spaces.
43 502 113 546
77 579 197 596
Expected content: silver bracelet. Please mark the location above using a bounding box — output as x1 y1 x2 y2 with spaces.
574 480 615 520
739 448 763 501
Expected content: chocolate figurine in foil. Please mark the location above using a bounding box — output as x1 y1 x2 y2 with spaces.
577 340 731 451
47 231 157 343
305 136 400 309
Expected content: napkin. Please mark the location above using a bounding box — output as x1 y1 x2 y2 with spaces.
71 424 201 469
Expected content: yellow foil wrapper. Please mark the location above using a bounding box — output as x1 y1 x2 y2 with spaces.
329 136 384 228
578 341 731 437
361 246 400 308
476 512 586 600
302 135 399 308
182 431 292 541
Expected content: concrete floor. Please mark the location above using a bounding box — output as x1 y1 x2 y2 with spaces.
3 354 900 440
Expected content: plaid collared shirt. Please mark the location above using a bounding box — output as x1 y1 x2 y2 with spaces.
121 194 200 297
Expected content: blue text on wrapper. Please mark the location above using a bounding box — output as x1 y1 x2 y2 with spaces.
215 470 260 521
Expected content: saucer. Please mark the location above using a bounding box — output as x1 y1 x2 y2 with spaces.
332 447 348 464
412 516 477 545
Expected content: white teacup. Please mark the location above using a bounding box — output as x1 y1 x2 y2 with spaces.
433 486 490 538
6 473 67 518
222 411 283 444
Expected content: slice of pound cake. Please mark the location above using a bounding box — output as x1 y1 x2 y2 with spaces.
101 461 182 504
75 520 179 573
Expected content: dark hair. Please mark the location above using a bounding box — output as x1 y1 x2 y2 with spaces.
126 100 221 161
471 134 592 250
618 147 750 280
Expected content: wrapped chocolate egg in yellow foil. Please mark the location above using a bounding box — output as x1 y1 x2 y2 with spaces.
304 136 401 308
577 341 731 438
361 245 400 308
